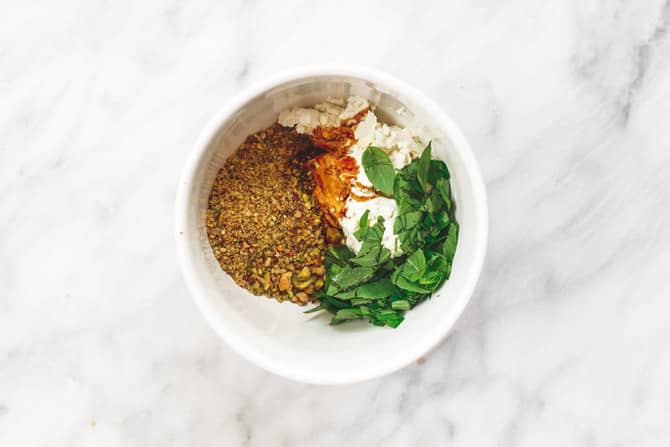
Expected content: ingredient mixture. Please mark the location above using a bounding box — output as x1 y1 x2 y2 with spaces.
279 97 424 257
205 124 340 304
279 97 459 328
206 96 458 329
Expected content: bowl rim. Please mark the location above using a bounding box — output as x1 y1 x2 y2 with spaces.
176 64 488 384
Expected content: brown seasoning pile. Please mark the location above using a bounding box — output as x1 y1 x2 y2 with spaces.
205 124 342 304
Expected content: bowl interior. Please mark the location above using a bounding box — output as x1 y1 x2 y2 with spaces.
179 73 486 383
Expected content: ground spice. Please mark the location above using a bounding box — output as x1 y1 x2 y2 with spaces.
205 124 342 304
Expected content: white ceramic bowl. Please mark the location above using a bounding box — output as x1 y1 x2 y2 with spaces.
176 66 488 384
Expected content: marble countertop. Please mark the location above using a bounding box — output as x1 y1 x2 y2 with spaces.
2 1 670 445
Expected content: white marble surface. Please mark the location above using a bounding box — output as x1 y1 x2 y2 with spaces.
2 0 670 445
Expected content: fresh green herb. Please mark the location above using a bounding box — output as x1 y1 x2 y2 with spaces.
325 244 355 267
393 211 423 234
350 211 392 267
416 142 432 192
399 249 427 281
331 308 364 325
428 159 449 185
436 177 452 210
306 142 458 328
337 278 394 299
362 147 395 195
327 265 376 293
352 210 371 241
441 222 458 261
393 274 433 294
391 300 410 311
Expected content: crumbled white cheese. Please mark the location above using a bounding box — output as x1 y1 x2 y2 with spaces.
278 96 424 257
278 96 370 134
345 116 423 256
277 107 339 134
371 124 423 169
340 197 400 257
347 111 377 192
326 96 345 106
340 96 370 121
314 101 345 116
